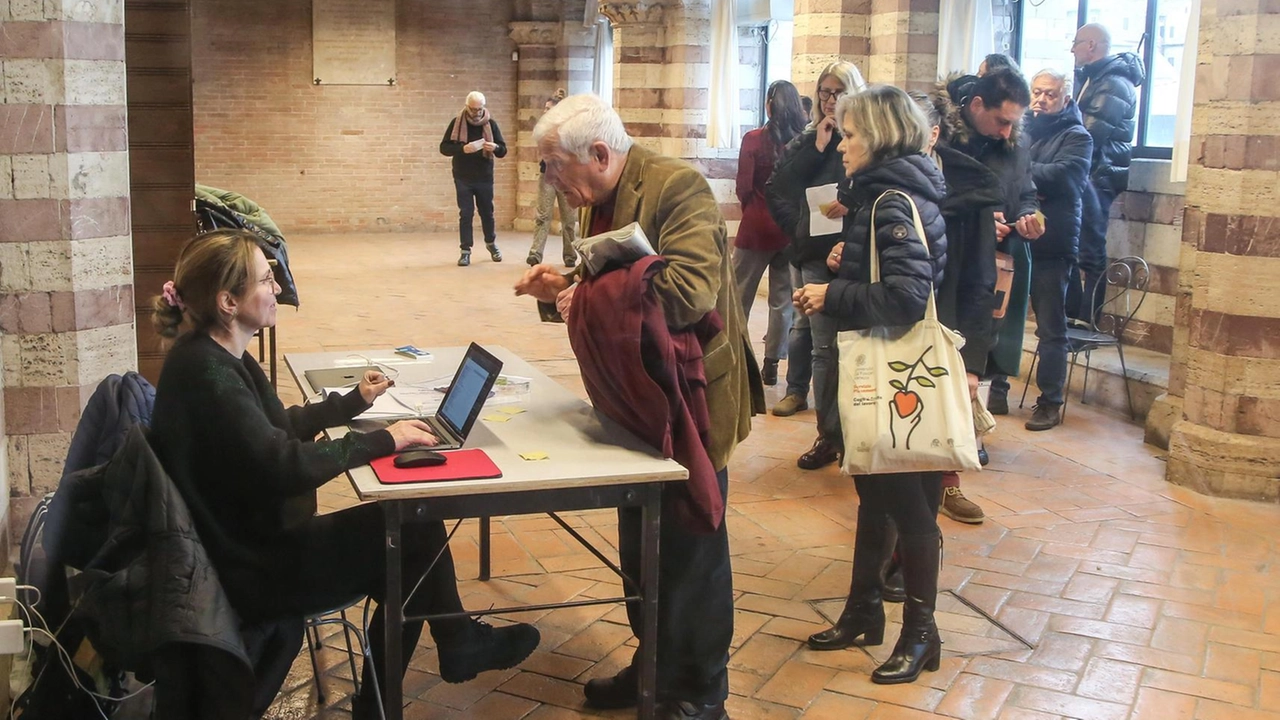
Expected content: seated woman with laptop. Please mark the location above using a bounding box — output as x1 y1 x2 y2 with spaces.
147 229 539 717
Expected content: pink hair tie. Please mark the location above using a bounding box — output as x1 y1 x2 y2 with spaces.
162 280 185 310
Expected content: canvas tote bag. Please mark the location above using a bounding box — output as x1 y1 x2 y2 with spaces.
837 190 981 475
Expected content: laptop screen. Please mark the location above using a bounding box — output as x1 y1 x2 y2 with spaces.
437 343 503 440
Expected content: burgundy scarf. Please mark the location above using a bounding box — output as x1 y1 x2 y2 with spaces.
451 106 494 157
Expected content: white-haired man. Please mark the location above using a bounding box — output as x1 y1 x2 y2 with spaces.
1069 23 1144 321
515 93 763 720
440 91 507 266
1020 69 1093 430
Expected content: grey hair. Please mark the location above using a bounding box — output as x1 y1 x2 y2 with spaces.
1032 68 1073 97
834 84 931 166
532 93 634 163
466 91 486 107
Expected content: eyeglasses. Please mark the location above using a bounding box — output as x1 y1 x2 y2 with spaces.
817 88 845 102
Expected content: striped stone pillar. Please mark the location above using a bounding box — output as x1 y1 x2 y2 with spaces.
559 21 598 97
1166 0 1280 498
867 0 939 91
509 22 562 235
791 0 871 93
601 1 741 233
0 0 136 540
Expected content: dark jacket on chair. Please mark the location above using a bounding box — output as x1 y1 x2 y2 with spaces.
1026 99 1094 261
61 372 154 481
1075 53 1145 194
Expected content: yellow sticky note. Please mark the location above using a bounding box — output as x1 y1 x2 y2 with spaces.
482 414 511 423
520 451 549 461
497 406 526 415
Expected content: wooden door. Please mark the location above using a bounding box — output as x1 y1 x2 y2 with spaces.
125 0 196 382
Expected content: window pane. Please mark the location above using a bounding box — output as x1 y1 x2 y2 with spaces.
1144 0 1192 147
1018 0 1078 82
991 0 1016 60
1086 4 1143 55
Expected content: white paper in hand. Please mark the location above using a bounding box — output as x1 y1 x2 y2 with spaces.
806 183 843 237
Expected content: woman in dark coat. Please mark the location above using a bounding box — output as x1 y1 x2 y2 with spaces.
793 85 951 685
765 60 867 468
733 80 808 386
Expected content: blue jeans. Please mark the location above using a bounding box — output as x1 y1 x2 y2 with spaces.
732 247 794 361
784 264 813 397
801 259 841 445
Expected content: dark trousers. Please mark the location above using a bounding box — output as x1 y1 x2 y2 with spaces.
1068 185 1115 322
246 503 467 698
1028 257 1072 406
785 265 814 397
455 178 496 250
854 472 943 538
617 468 733 704
801 260 842 445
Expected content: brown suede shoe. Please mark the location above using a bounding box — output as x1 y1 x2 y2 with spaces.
772 393 808 417
940 486 984 524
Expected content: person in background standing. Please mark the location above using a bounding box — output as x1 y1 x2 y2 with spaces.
733 80 808 386
766 60 867 470
441 91 508 267
528 88 578 268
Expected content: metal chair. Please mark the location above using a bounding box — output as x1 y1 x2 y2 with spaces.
1020 255 1149 420
304 597 384 718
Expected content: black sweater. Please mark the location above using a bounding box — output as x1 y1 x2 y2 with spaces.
765 127 848 265
150 332 395 607
439 118 508 183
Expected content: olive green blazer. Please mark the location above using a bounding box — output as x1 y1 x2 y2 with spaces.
545 145 765 471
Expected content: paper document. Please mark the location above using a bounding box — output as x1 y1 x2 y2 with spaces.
326 386 444 419
806 183 843 237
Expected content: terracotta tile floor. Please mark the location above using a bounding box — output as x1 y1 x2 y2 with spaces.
263 232 1280 720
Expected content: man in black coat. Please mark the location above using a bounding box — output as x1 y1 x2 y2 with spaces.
933 68 1043 524
1023 69 1094 431
1069 23 1145 321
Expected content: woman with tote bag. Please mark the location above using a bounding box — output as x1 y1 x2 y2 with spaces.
791 85 955 684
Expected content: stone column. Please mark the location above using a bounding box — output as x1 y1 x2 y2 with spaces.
558 20 598 97
509 21 562 235
791 0 871 93
1165 0 1280 499
867 0 939 91
601 1 740 232
0 0 137 540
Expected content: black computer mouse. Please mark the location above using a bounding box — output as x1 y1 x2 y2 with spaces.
393 449 447 469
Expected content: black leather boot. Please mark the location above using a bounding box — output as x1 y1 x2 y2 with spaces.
873 532 942 684
808 527 887 650
880 520 905 604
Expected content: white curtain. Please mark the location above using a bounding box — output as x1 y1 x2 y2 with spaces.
937 0 995 78
1171 0 1201 183
592 18 614 105
708 0 740 148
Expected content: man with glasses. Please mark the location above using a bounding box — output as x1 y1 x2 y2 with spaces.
1068 24 1145 322
441 91 508 267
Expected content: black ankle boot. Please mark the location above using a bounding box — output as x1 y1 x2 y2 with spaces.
437 620 540 683
873 532 942 684
809 527 888 650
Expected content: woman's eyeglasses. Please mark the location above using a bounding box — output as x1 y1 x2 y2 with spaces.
817 88 845 102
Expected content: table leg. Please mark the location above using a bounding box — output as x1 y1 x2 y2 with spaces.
637 486 661 720
383 502 405 720
478 516 491 581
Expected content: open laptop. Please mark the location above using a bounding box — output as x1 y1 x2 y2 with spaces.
349 343 503 450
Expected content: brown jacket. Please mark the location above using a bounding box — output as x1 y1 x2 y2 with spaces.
544 145 764 470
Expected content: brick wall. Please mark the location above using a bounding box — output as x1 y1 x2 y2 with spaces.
1107 159 1185 354
191 0 519 233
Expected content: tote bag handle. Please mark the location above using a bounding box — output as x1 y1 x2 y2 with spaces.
868 189 938 323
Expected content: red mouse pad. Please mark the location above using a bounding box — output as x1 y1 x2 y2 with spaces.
371 448 503 484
